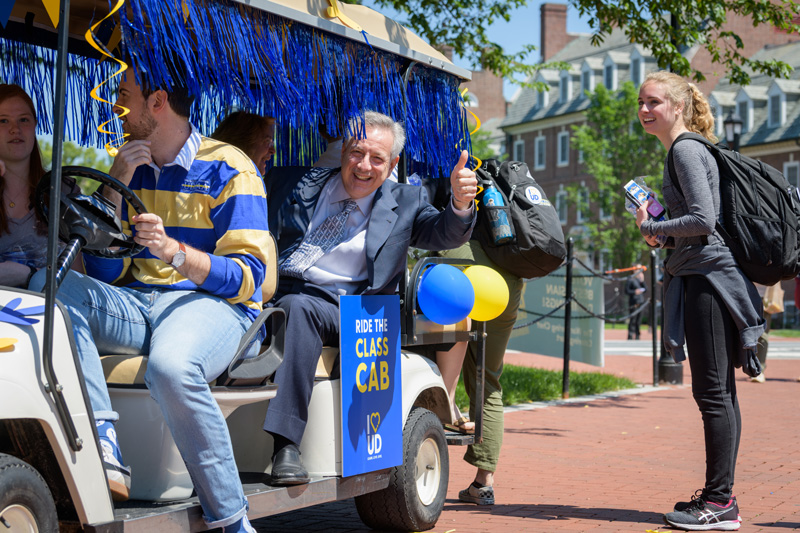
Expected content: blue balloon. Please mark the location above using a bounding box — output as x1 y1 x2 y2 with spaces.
417 264 475 325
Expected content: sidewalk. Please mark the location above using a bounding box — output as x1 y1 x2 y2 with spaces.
252 330 800 533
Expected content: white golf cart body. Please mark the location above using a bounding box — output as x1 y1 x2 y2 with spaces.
0 1 483 531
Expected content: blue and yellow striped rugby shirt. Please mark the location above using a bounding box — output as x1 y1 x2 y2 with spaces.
84 134 271 321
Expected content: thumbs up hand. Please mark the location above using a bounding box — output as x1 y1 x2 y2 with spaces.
450 150 477 211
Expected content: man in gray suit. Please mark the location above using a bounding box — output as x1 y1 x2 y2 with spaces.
264 111 478 484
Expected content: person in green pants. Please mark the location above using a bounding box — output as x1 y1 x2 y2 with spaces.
437 240 524 505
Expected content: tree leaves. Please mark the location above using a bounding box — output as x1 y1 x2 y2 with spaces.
570 82 666 269
367 0 800 87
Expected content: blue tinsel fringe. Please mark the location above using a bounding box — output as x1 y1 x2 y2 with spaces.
0 0 471 178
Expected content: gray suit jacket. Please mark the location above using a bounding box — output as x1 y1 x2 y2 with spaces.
266 166 475 295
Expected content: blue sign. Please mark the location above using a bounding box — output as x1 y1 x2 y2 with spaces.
340 295 402 477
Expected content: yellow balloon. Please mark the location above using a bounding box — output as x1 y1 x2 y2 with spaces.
463 265 509 322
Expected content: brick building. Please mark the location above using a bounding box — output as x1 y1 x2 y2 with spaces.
501 2 800 276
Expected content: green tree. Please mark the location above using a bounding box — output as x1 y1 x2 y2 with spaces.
361 0 800 87
470 128 504 163
39 140 112 193
570 82 666 269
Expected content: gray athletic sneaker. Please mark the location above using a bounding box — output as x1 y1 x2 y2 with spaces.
664 497 740 531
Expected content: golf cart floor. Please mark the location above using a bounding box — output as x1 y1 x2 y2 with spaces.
102 473 391 532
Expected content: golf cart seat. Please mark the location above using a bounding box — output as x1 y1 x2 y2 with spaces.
100 233 285 501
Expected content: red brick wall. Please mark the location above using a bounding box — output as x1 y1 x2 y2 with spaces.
461 69 506 123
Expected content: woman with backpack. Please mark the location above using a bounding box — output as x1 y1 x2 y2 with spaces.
635 71 764 531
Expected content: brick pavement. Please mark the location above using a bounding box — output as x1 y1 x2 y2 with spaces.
252 332 800 533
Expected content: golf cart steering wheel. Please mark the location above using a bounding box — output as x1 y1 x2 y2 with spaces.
36 166 147 259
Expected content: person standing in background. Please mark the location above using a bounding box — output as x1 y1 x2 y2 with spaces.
625 267 646 340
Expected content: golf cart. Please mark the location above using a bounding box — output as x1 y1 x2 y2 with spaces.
0 1 488 531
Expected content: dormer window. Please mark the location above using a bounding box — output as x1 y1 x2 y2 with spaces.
559 71 572 103
603 56 617 90
631 58 641 87
767 84 786 128
580 62 594 97
537 88 549 109
630 48 644 87
735 98 751 134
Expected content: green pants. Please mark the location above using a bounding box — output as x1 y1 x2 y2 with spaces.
442 241 523 472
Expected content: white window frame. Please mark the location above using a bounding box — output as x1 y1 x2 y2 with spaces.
557 131 569 167
603 55 617 90
559 70 572 103
534 135 546 170
537 87 549 109
513 139 525 163
784 161 800 188
630 49 644 87
598 190 611 221
556 188 568 225
767 85 785 128
580 62 594 97
735 95 752 134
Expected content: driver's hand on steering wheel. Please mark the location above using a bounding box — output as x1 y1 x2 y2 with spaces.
132 213 175 261
109 140 152 185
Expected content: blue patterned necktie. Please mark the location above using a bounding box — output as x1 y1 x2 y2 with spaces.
280 199 358 279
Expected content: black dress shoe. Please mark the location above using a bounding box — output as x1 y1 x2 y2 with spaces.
270 444 310 485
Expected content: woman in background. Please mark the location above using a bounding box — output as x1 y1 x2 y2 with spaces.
0 84 49 288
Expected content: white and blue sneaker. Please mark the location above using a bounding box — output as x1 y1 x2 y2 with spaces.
96 420 131 501
222 516 257 533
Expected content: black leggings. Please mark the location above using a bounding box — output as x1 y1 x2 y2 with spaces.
684 275 740 504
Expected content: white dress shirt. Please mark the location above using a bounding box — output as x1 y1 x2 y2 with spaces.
303 173 474 295
303 174 374 295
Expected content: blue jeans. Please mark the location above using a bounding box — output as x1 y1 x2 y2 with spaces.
32 270 252 528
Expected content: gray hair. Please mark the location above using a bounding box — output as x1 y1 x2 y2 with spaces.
345 111 406 160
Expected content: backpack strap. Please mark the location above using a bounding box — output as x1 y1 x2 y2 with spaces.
666 132 720 194
666 132 729 247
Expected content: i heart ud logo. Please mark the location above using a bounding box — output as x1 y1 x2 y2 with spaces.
370 412 381 433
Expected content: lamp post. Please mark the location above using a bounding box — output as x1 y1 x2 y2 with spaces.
724 110 743 152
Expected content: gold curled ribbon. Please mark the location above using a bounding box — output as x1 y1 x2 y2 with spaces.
325 0 363 32
458 88 483 209
84 0 129 157
0 338 18 351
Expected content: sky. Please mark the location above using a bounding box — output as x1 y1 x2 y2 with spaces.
363 1 594 100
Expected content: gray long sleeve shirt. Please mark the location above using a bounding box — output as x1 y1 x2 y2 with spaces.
640 138 764 375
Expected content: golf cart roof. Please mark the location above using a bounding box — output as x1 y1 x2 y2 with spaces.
1 0 472 176
5 0 470 81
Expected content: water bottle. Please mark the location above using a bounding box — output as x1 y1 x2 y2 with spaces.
483 184 513 245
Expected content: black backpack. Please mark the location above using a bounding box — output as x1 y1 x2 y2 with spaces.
473 159 566 279
668 132 800 285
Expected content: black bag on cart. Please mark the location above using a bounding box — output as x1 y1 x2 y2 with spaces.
473 159 566 279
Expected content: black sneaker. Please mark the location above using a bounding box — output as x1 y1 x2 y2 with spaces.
674 489 705 513
664 497 741 531
674 491 741 522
